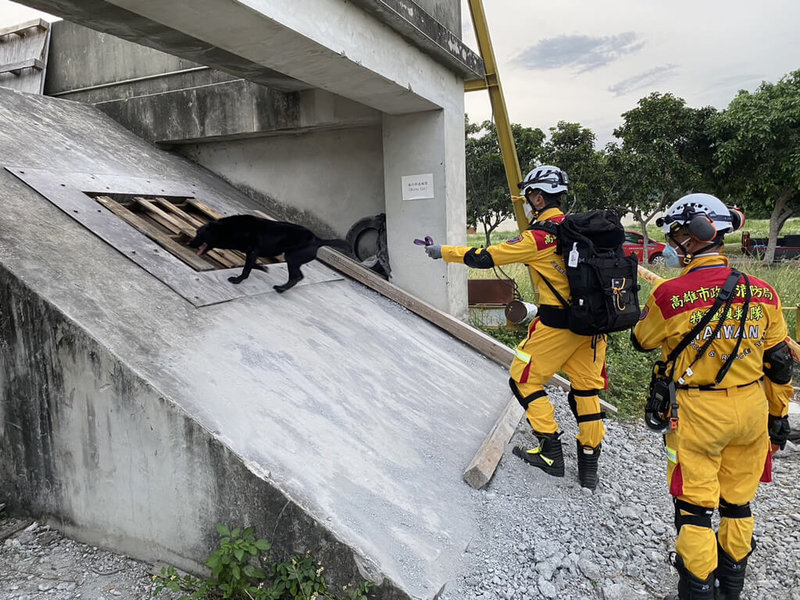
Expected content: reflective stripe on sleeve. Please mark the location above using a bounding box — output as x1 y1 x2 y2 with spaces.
514 348 532 364
665 445 678 464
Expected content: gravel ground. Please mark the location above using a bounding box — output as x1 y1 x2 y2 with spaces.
439 388 800 600
1 388 798 600
0 518 178 600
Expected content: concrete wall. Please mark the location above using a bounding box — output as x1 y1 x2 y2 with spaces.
26 0 476 315
408 0 460 33
179 125 384 239
382 108 468 316
45 20 235 99
0 268 393 595
0 87 510 600
43 20 386 251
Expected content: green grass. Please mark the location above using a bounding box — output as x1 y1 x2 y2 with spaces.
465 219 800 419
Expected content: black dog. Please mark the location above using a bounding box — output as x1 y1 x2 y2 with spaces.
188 215 350 293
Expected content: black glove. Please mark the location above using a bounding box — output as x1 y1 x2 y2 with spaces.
768 414 791 450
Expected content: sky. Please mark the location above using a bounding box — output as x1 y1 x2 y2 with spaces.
460 0 800 147
1 2 54 27
2 0 798 149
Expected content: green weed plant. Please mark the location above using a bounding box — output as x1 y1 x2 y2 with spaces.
152 524 371 600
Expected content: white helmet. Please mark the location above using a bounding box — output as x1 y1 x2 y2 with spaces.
519 165 569 196
658 193 744 242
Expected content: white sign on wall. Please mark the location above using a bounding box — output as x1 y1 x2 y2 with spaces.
401 173 434 201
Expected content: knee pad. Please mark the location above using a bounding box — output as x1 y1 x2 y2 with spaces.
719 498 752 520
569 387 605 424
674 498 713 533
509 378 547 410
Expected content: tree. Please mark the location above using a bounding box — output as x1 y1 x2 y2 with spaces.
608 92 713 261
711 70 800 263
541 121 608 213
465 117 544 246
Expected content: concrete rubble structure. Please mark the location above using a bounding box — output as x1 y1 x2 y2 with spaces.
0 3 517 599
19 0 485 316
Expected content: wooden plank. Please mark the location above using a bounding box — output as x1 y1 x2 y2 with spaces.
317 247 618 489
94 196 215 272
151 198 245 267
0 58 43 75
132 197 242 268
0 18 48 39
463 397 523 489
185 198 224 220
155 197 206 228
152 198 205 231
133 198 185 234
207 249 241 268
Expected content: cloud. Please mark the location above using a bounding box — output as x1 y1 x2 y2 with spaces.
608 64 678 96
514 32 645 73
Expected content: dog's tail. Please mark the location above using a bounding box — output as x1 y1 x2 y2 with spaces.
316 238 353 257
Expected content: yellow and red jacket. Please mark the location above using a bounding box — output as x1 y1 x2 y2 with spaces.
441 208 570 307
633 254 793 417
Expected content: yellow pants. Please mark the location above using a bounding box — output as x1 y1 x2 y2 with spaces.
510 318 607 447
665 383 770 580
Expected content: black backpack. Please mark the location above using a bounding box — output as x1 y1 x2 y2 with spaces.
531 210 641 336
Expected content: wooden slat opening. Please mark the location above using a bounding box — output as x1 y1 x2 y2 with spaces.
90 193 278 272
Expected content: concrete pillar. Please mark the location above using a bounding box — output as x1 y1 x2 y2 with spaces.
383 100 467 317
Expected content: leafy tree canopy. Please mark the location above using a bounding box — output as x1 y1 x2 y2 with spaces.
541 121 608 213
711 70 800 256
465 117 544 245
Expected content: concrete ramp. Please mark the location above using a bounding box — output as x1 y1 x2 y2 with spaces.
0 87 510 599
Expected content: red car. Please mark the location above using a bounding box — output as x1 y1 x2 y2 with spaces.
623 230 666 264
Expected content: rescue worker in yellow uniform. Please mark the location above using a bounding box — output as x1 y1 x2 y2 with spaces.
422 165 608 490
632 194 793 600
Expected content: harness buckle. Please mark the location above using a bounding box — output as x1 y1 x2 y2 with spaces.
669 399 680 430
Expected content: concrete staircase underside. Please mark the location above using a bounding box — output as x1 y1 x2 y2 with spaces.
0 87 511 599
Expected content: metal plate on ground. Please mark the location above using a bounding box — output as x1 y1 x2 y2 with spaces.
5 167 342 307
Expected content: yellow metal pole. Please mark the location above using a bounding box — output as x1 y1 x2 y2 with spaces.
466 0 538 296
466 0 527 232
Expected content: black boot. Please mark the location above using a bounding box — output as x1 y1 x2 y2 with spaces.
715 543 750 600
512 431 564 477
577 441 601 490
668 553 714 600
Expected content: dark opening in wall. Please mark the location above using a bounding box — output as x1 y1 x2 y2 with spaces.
87 193 276 271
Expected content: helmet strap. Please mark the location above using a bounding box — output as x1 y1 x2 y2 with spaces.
692 240 723 258
670 233 722 264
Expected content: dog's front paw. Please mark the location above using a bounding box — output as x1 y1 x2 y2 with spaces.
228 276 245 284
272 284 287 293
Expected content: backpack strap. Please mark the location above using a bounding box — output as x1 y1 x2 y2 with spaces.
529 220 559 236
666 269 742 381
713 273 751 385
528 220 569 309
